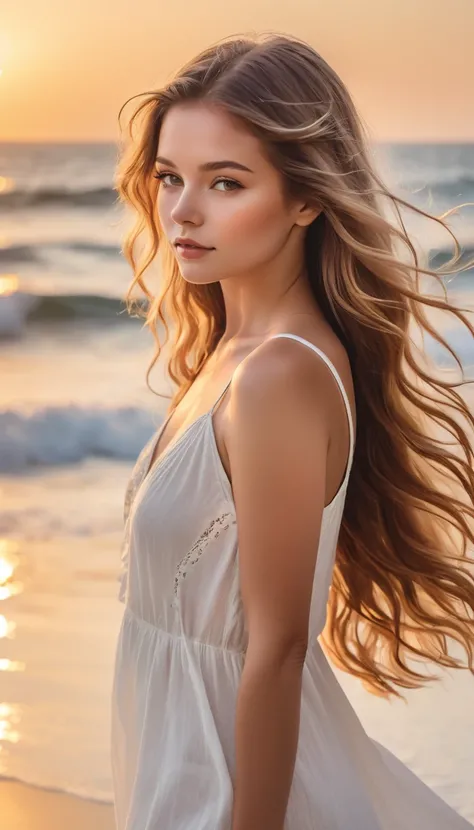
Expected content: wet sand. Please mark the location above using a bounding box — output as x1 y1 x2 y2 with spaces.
0 780 115 830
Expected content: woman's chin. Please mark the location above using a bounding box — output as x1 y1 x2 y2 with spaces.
179 269 221 286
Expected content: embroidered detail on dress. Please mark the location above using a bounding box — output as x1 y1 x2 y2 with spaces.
174 513 237 598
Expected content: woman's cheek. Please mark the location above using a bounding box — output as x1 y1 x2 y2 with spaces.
220 200 275 242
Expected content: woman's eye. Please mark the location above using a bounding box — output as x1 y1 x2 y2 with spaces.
153 172 242 192
153 172 180 187
213 178 242 192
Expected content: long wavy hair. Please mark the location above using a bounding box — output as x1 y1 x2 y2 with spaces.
115 32 474 699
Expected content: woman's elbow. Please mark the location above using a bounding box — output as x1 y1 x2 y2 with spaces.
245 631 309 674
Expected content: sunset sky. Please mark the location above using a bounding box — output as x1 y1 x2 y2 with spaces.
1 0 473 143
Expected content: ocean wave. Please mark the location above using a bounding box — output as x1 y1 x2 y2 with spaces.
400 174 474 201
0 404 158 473
65 240 122 256
0 291 145 337
0 240 122 265
0 186 118 209
427 176 474 201
428 245 474 270
0 773 113 805
0 243 43 264
27 293 134 321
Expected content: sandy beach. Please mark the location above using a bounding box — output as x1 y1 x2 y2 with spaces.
0 781 115 830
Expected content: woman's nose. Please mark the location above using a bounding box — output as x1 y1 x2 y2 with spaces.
170 190 203 226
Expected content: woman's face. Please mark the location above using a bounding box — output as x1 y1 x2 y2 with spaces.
155 101 312 285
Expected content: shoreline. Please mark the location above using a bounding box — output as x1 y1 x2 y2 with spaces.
0 780 115 830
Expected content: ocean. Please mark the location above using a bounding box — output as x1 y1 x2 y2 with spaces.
0 141 473 819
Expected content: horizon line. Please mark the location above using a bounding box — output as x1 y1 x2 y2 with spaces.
0 137 473 146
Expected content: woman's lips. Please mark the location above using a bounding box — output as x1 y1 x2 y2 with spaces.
176 243 214 260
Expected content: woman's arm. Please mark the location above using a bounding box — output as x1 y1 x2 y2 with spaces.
227 338 334 830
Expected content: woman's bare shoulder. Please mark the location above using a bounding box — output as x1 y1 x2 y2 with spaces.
226 333 340 448
230 327 354 423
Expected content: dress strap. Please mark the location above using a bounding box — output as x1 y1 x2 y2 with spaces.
210 375 234 415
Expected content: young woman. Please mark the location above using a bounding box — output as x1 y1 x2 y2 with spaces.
111 33 474 830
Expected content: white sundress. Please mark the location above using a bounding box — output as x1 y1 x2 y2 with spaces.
111 332 472 830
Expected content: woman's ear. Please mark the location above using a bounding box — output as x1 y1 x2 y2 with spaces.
294 202 323 227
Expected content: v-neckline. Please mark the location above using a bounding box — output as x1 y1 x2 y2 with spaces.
139 336 262 490
140 358 237 491
141 410 211 489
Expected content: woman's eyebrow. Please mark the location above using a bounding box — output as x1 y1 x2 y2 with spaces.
155 156 254 173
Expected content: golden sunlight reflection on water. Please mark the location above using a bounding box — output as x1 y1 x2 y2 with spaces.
0 176 15 194
0 616 16 639
0 658 25 672
0 273 19 296
0 539 25 765
0 539 23 602
0 703 21 743
0 540 24 672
